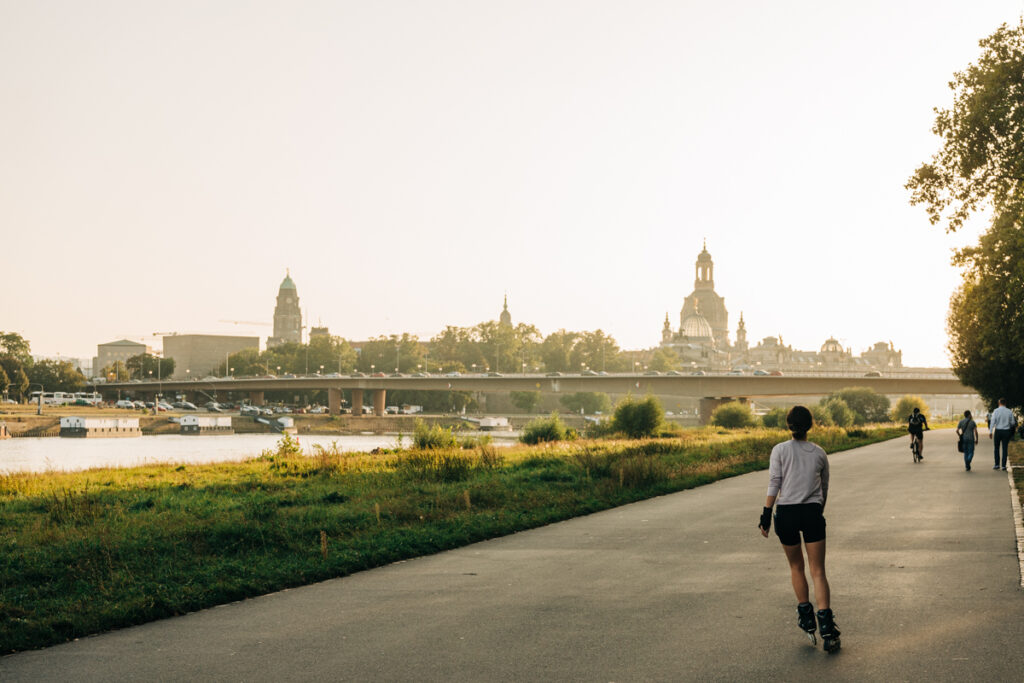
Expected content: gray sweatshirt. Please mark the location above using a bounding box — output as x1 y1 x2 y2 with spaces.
767 439 829 506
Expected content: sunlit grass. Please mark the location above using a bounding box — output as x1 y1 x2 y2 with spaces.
0 425 903 653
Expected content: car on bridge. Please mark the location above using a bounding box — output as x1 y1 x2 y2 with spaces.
753 369 769 376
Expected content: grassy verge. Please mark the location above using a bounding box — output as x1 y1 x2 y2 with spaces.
0 425 902 653
1008 439 1024 512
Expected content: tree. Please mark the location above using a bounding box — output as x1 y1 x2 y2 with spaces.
0 358 29 400
946 213 1024 408
127 353 176 381
510 390 542 413
27 360 86 393
560 392 611 415
540 330 578 372
0 332 32 366
101 361 130 382
891 395 930 422
612 395 664 438
827 387 891 424
710 401 757 429
648 348 680 372
356 335 425 373
0 363 9 397
907 22 1024 233
907 22 1024 408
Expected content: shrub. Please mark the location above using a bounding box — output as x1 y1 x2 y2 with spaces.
809 404 834 427
710 401 757 429
412 419 457 449
761 407 789 429
521 413 570 444
612 395 664 438
890 395 930 422
827 387 890 424
820 396 855 428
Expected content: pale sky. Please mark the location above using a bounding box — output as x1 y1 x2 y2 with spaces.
3 1 1021 367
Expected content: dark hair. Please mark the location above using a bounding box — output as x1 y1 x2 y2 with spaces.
964 410 972 418
999 398 1006 406
786 405 813 439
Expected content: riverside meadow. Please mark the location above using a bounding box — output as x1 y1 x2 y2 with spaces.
0 425 905 654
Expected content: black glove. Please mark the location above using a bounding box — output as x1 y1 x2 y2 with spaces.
758 507 772 533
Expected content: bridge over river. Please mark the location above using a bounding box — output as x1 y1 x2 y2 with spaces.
91 372 974 422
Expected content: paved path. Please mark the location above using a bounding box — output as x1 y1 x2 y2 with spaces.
4 430 1024 681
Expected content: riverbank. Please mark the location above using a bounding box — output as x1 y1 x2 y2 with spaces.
0 411 579 438
0 425 903 653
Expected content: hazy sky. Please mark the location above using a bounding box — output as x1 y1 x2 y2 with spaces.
3 1 1022 367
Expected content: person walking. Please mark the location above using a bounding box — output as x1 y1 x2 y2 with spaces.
757 405 840 652
989 398 1015 471
956 410 979 471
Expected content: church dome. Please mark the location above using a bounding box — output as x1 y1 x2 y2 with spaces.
820 338 842 353
279 273 296 291
682 313 714 340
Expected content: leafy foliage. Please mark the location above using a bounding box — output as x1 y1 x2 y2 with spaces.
891 395 930 422
126 353 176 381
710 401 757 429
412 419 458 449
907 23 1024 408
761 407 789 429
826 387 890 424
820 396 854 428
510 390 542 413
520 413 572 444
907 22 1024 232
560 392 611 415
26 360 86 394
612 395 664 438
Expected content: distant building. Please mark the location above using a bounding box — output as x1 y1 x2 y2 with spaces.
163 334 259 379
309 326 330 339
659 245 903 372
499 295 512 327
94 340 150 378
267 271 302 348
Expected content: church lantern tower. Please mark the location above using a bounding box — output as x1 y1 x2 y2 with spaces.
680 242 729 348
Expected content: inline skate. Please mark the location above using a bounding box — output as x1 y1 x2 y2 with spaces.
797 602 817 645
816 608 841 653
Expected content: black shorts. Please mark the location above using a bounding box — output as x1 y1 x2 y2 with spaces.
909 427 923 438
774 503 826 546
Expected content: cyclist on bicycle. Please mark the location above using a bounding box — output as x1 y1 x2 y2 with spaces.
907 407 930 459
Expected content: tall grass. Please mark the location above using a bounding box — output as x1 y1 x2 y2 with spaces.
0 424 902 654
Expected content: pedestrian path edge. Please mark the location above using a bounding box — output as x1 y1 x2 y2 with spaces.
1007 462 1024 589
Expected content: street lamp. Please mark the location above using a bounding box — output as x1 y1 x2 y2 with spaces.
319 364 324 376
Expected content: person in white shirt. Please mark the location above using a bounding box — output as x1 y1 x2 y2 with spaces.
989 398 1016 470
757 405 840 652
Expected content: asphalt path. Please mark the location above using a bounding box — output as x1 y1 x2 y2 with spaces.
3 429 1023 682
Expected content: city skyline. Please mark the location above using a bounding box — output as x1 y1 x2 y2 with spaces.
4 1 1024 366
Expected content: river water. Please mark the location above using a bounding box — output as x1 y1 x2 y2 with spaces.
0 433 402 474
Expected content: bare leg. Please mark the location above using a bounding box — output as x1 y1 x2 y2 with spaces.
804 539 831 610
782 543 809 603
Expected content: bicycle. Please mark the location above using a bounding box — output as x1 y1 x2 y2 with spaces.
910 433 922 463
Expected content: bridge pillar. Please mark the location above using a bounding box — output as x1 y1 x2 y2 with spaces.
350 389 363 416
699 397 747 425
328 388 342 416
373 389 386 417
249 391 265 407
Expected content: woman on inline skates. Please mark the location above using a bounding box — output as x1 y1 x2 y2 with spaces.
757 405 841 652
